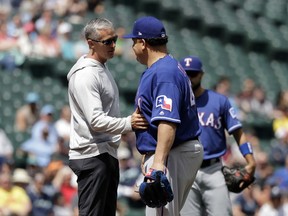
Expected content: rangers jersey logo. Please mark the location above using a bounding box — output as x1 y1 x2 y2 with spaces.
156 95 172 112
229 107 237 118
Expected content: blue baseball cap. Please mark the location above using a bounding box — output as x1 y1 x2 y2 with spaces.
179 56 203 72
25 92 39 103
122 16 167 39
40 104 54 115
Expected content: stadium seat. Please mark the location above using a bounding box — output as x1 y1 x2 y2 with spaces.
236 10 268 53
178 0 203 30
214 2 246 45
264 0 287 25
243 0 264 17
135 0 161 17
196 0 226 38
159 0 181 22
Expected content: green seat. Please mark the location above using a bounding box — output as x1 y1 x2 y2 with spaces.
136 0 161 17
159 0 181 22
264 0 287 24
243 0 265 16
178 0 202 29
236 10 268 52
215 2 246 44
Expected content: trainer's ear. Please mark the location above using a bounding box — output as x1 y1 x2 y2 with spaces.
87 39 95 49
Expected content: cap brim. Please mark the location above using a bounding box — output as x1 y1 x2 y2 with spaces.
122 33 137 39
186 69 202 72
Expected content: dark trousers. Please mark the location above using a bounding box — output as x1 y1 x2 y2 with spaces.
69 153 119 216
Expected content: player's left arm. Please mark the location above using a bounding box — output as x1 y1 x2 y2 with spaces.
151 121 176 172
232 128 256 176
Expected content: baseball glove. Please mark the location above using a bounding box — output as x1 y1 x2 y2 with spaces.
222 166 255 193
139 168 174 208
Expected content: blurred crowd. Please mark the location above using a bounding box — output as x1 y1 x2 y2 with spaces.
1 0 288 216
0 0 134 73
0 0 136 74
213 76 288 215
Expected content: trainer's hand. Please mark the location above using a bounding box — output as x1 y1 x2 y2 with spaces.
131 107 148 130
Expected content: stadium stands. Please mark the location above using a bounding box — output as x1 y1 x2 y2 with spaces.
1 0 288 148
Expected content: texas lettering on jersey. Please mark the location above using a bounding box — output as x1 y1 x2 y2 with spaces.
198 112 222 129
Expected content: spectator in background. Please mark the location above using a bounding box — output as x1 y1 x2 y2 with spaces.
273 108 288 136
34 7 58 38
53 192 74 216
20 124 58 167
254 151 274 188
52 165 77 209
240 86 275 122
275 90 288 114
43 160 64 198
232 184 260 216
249 86 275 120
6 14 23 38
19 104 59 167
117 146 140 196
86 0 105 14
67 0 88 24
0 172 32 216
0 128 14 162
53 105 71 164
114 27 134 61
0 20 24 71
117 145 145 215
27 172 54 216
258 186 288 216
55 105 71 144
237 78 256 121
12 168 31 190
19 1 40 43
267 155 288 191
32 24 60 58
269 128 288 167
73 34 89 59
237 78 256 101
57 22 76 61
273 90 288 138
15 92 40 133
50 137 70 165
214 76 239 109
53 0 71 18
31 104 58 145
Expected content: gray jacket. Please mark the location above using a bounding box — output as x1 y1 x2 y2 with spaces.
67 55 132 160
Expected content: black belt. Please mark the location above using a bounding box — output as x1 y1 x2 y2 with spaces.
200 158 220 168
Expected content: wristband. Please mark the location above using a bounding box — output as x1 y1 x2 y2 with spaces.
239 142 253 156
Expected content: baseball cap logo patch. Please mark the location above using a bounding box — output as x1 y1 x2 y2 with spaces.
179 56 203 72
185 58 193 67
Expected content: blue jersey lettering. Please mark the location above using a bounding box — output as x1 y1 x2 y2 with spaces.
195 90 242 159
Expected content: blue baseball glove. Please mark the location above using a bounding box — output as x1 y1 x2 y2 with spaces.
139 168 174 208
